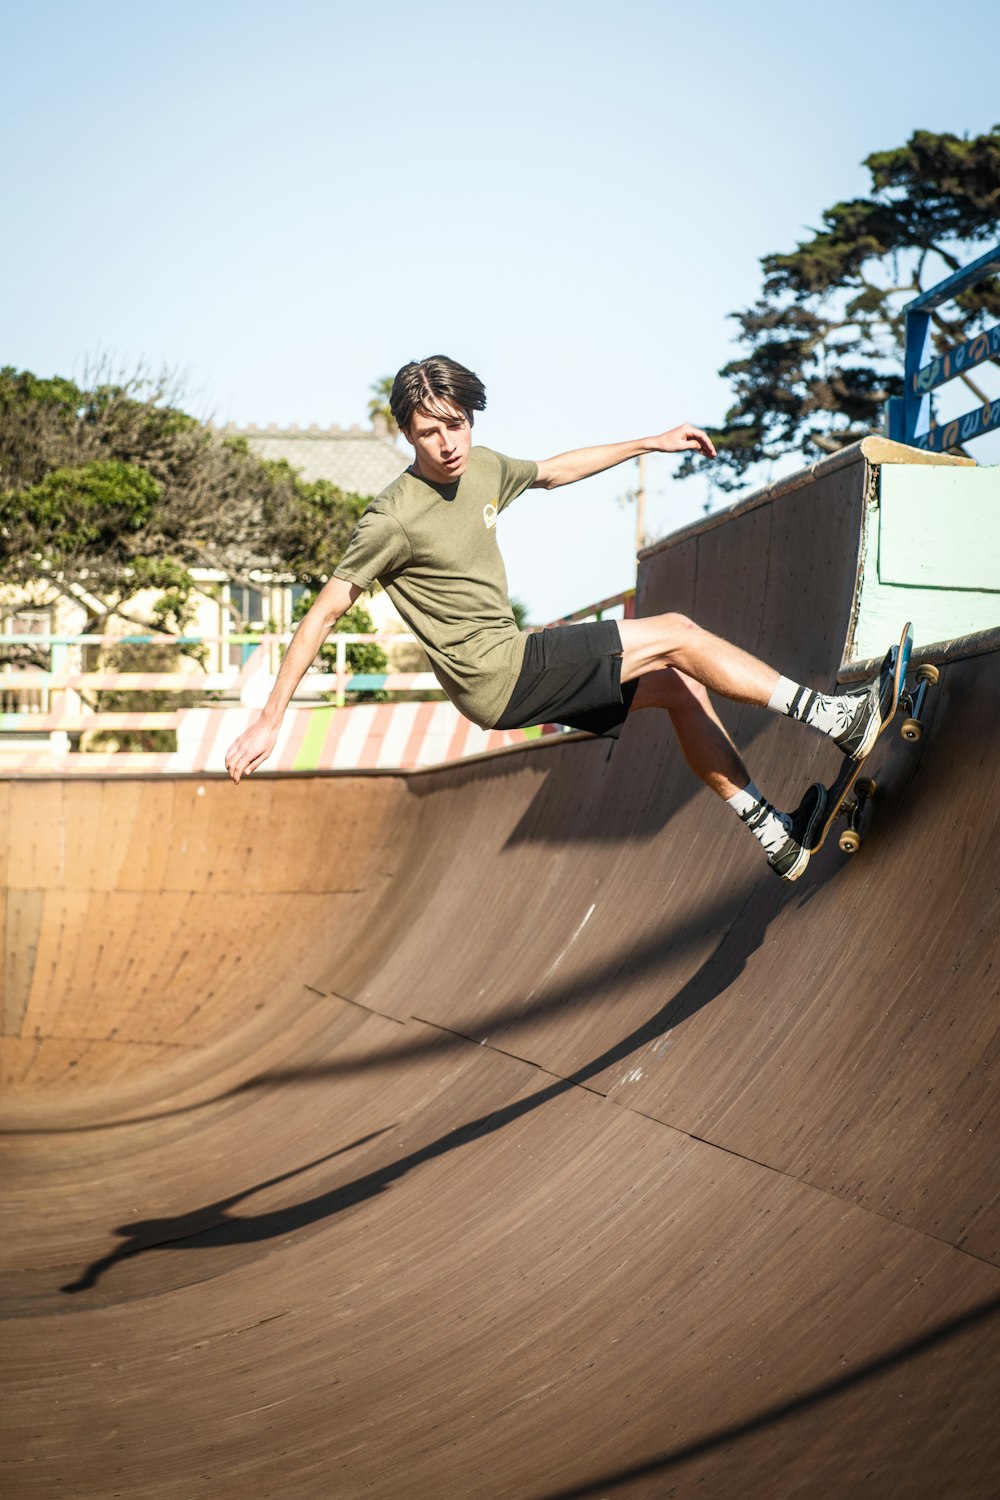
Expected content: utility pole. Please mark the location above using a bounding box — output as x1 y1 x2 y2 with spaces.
635 453 647 562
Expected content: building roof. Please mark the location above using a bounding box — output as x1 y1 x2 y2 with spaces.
215 418 408 499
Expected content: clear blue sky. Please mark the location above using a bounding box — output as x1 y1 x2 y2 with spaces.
3 0 998 620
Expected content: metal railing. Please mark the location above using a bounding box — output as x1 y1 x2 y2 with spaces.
887 242 1000 452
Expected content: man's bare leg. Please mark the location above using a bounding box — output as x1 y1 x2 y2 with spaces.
618 610 900 759
629 667 749 799
616 613 901 880
626 659 827 882
619 613 779 704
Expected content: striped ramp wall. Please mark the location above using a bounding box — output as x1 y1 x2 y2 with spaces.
0 702 544 775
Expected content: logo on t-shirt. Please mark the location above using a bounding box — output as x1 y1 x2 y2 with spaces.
483 503 497 531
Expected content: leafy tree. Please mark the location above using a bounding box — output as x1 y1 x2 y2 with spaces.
0 365 368 642
265 467 369 592
0 365 373 745
678 126 1000 491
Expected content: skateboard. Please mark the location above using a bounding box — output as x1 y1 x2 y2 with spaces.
811 622 937 859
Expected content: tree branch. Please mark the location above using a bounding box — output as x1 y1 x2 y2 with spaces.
929 242 962 274
41 576 104 619
957 370 993 405
857 275 915 297
102 602 182 636
930 308 974 341
812 434 846 454
188 544 263 594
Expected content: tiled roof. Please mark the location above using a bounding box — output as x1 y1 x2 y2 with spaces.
215 420 408 499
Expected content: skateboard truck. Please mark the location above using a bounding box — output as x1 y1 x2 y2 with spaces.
839 777 876 854
899 663 939 743
839 655 936 854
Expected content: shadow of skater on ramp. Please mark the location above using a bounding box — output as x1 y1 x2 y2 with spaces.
63 894 777 1296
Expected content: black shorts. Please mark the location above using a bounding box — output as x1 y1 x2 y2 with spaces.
494 620 638 738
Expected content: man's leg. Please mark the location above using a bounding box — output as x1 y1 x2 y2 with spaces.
629 667 749 798
619 612 897 762
628 663 825 881
619 614 779 703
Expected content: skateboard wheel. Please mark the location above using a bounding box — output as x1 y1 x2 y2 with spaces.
839 828 862 854
901 717 923 742
916 663 940 686
856 778 877 798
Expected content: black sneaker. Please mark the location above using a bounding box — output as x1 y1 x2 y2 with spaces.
832 646 897 762
766 782 827 881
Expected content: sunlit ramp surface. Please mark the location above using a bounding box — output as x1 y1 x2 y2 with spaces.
2 442 998 1499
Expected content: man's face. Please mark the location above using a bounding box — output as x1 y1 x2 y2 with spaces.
405 400 473 484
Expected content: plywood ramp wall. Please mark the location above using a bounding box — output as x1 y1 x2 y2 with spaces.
2 445 998 1499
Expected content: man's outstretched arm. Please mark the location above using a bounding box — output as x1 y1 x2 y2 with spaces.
225 575 362 783
531 424 716 489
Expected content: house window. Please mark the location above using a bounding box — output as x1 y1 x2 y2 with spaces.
226 583 268 669
0 609 52 713
228 585 266 624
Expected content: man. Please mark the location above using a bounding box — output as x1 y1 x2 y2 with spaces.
225 356 896 881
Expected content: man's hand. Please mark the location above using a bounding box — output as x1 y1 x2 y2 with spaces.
225 715 279 784
649 424 717 458
222 576 361 785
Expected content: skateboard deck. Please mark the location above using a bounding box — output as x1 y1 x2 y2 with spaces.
811 622 914 859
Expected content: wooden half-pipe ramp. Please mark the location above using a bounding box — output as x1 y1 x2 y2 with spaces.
2 445 998 1497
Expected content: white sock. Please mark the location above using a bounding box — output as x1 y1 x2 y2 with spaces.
768 675 858 738
726 781 792 856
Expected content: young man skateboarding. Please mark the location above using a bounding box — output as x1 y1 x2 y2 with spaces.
225 355 898 881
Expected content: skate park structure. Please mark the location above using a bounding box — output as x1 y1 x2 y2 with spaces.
2 439 998 1498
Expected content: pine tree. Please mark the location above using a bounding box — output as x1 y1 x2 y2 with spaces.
679 126 1000 491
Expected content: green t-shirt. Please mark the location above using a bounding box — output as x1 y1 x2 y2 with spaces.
333 446 538 727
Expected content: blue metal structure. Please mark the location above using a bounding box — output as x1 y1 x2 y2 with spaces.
887 242 1000 451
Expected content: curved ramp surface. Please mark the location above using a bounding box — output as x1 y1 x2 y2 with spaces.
2 447 999 1498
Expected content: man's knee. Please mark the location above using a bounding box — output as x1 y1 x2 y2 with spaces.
647 612 703 666
619 611 705 681
655 611 698 640
631 665 710 712
673 667 711 706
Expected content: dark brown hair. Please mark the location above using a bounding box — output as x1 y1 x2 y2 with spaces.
389 356 487 434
